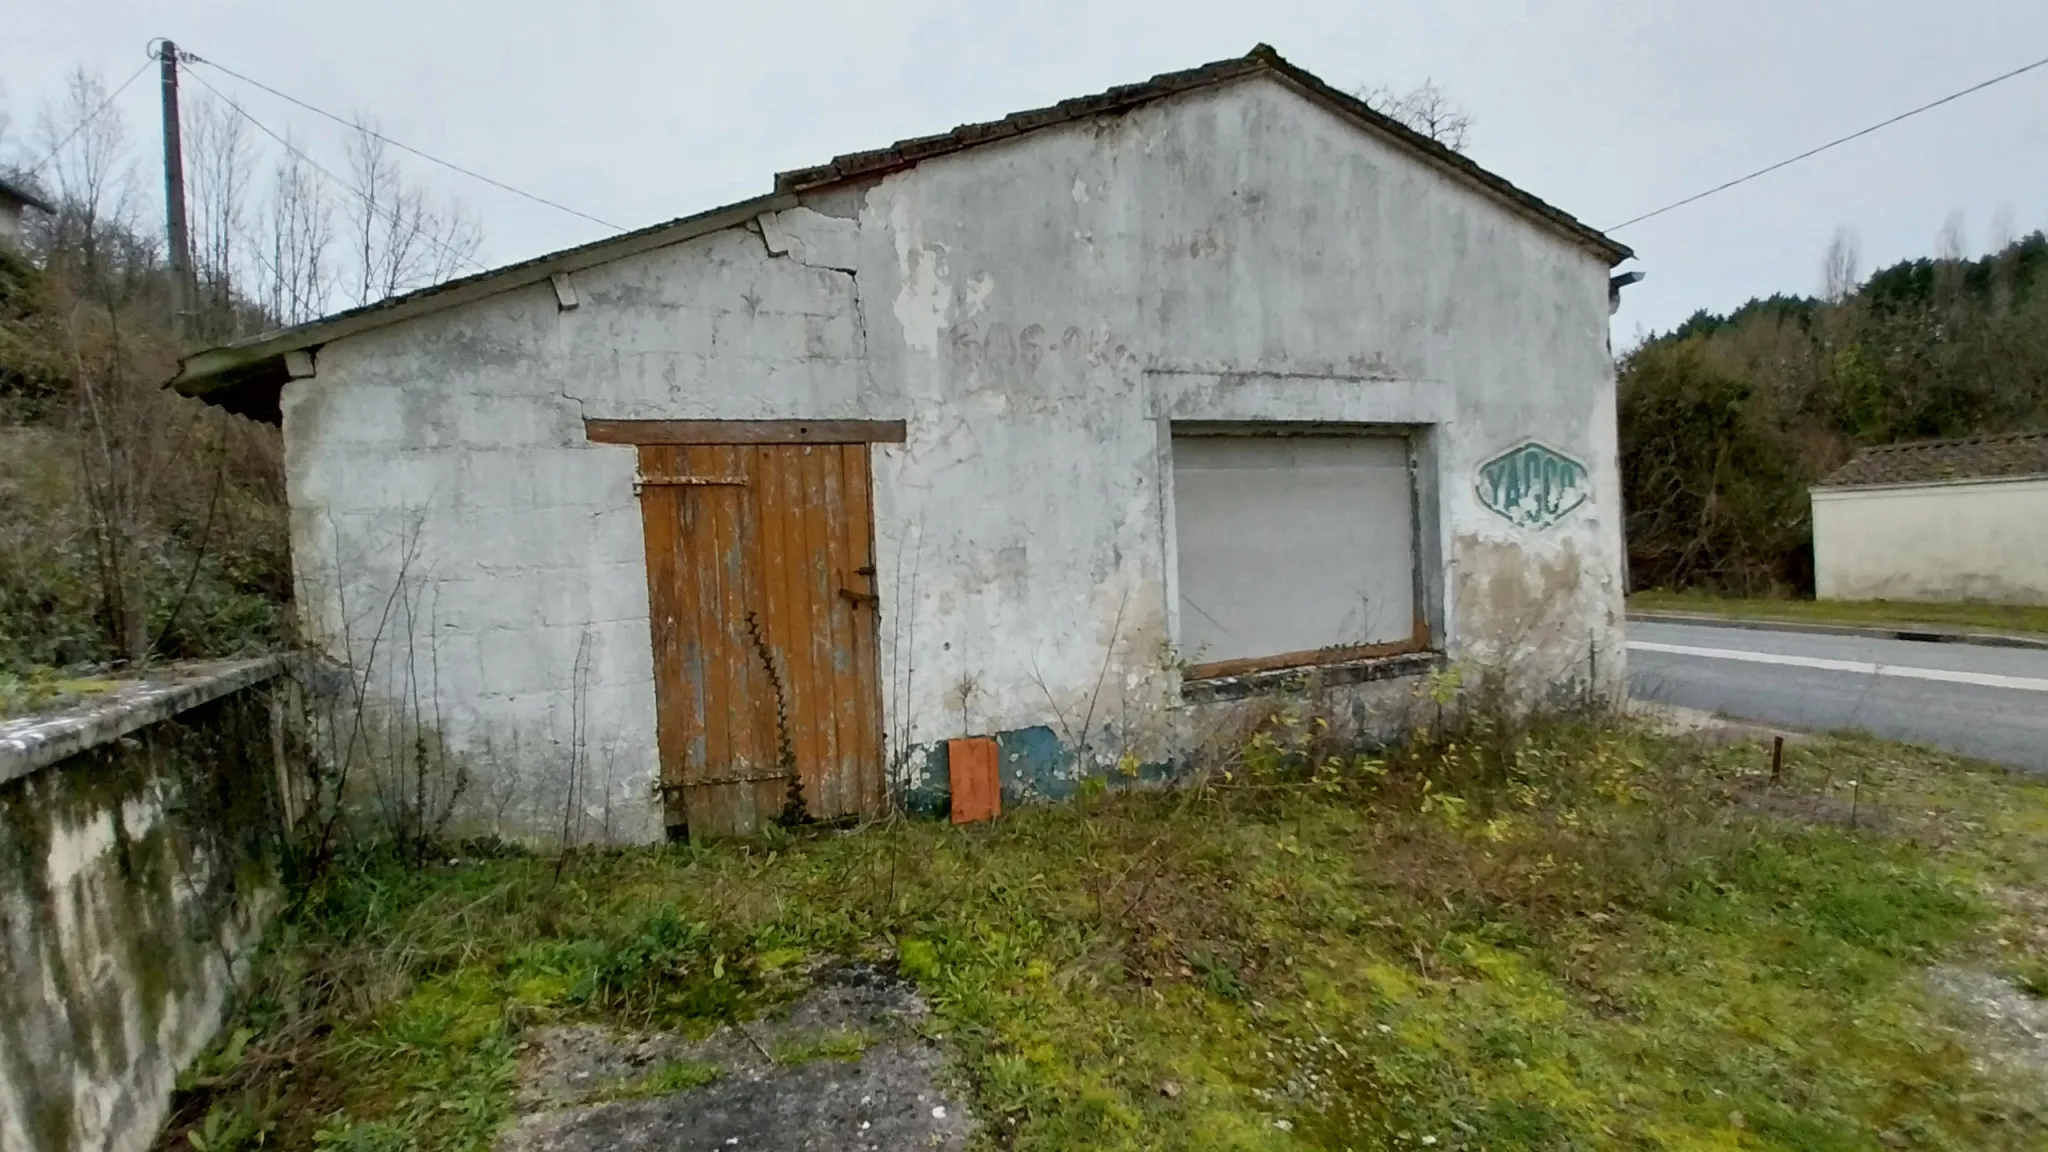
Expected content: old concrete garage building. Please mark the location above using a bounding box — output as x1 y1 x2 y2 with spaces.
1813 431 2048 605
173 47 1635 841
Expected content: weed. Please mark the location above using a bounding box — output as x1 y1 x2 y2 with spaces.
168 716 2048 1151
770 1028 869 1065
182 1103 266 1152
2015 961 2048 1000
597 1058 724 1102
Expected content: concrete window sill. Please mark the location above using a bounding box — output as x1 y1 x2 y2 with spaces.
1179 650 1444 705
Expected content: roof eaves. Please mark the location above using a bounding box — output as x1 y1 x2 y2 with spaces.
775 46 1632 266
0 174 55 215
171 192 796 408
1813 431 2048 488
774 57 1266 194
1813 472 2048 494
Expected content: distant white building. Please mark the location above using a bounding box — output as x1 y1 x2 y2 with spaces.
171 46 1635 842
0 175 54 246
1812 431 2048 605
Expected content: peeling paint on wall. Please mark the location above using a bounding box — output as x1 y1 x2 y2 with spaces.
279 72 1624 839
900 724 1176 816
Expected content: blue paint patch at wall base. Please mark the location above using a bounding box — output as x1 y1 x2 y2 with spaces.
896 725 1182 818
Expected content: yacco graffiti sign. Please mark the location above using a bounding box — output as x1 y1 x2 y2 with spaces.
1477 441 1591 530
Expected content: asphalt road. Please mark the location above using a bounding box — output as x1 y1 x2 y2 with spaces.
1627 621 2048 773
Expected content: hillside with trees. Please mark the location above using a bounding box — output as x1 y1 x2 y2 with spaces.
0 69 477 699
1619 226 2048 595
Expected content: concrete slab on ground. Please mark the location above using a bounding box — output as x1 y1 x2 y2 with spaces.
497 965 970 1152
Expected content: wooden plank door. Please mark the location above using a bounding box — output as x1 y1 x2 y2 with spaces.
634 441 884 838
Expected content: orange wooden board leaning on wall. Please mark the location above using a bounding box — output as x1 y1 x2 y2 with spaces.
948 737 1001 824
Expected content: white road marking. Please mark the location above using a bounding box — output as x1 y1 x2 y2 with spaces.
1627 640 2048 694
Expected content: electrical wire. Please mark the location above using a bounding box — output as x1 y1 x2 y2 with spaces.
180 65 492 276
179 50 626 233
23 57 155 177
1609 51 2048 232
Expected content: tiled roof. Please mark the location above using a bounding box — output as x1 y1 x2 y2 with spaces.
1816 431 2048 488
777 44 1631 265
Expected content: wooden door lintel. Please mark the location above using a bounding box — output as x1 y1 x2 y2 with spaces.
589 419 907 446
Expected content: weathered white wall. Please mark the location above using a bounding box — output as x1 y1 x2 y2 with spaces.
857 76 1625 765
285 73 1623 839
1813 478 2048 604
286 223 872 841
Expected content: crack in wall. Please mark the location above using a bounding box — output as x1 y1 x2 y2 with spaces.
755 209 870 363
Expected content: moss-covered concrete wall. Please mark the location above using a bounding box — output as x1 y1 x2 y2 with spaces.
0 666 287 1152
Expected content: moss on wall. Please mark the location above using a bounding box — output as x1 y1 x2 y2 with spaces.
0 685 286 1152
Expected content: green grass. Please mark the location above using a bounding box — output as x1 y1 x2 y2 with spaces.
165 719 2048 1151
770 1027 870 1066
0 668 121 719
1630 588 2048 636
598 1058 723 1102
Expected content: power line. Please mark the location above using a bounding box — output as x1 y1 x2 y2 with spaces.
24 57 155 177
180 65 491 277
179 50 626 233
1608 51 2048 233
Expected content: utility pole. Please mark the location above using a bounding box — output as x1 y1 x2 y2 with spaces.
158 39 194 341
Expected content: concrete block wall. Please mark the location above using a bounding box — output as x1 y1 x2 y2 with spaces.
287 222 879 842
285 71 1624 840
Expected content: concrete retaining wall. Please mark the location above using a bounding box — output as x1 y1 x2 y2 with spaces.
0 659 291 1152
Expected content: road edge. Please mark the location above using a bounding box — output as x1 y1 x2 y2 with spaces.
1628 611 2048 651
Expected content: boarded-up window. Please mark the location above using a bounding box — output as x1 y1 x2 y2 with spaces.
1172 432 1417 675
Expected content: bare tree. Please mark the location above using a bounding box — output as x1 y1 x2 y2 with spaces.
1933 210 1969 302
1989 204 2017 253
1820 226 1861 302
261 135 335 326
36 70 167 665
1355 79 1473 152
343 117 480 306
1936 210 1968 261
0 79 16 165
186 95 253 341
36 71 143 279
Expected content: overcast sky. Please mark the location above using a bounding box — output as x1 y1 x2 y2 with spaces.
7 1 2047 342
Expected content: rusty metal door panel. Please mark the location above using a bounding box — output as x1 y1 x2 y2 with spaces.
633 440 883 838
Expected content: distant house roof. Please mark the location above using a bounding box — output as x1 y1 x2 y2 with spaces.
0 174 54 215
169 44 1632 422
1816 431 2048 489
